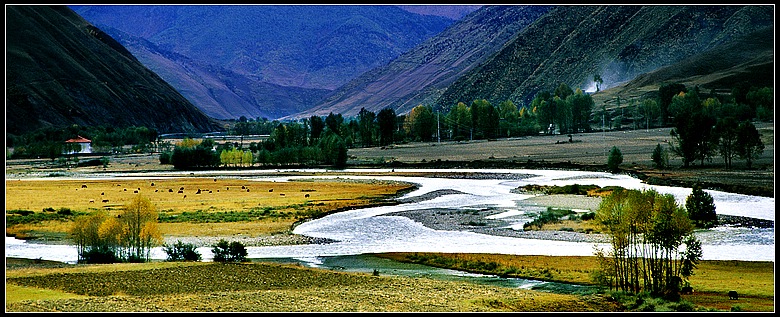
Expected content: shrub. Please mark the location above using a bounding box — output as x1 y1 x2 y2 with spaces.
163 240 202 262
607 146 623 172
211 239 248 263
580 212 596 221
80 245 119 264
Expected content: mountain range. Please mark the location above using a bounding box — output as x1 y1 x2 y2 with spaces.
304 5 774 118
69 5 462 120
6 5 773 137
6 5 222 137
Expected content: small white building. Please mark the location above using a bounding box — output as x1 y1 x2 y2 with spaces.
64 135 92 154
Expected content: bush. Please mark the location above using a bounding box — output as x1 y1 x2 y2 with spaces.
163 240 202 262
211 239 248 263
80 246 119 264
580 212 596 221
607 146 623 172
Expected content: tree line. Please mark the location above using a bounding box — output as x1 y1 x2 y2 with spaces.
7 125 159 159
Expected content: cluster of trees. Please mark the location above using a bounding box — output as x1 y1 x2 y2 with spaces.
8 124 160 159
593 188 705 300
160 114 349 169
70 195 162 263
665 85 766 169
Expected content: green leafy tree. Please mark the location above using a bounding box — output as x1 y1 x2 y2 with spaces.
607 146 623 173
746 86 773 121
498 100 520 137
405 105 435 142
713 116 739 169
567 88 594 133
735 121 764 169
447 102 472 140
685 184 717 229
377 107 397 146
357 107 376 147
309 115 325 143
668 90 715 167
651 143 668 169
658 82 687 126
325 112 344 136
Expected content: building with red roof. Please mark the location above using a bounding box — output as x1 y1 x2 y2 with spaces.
64 135 92 154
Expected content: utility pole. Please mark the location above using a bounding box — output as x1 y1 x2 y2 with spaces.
437 110 440 143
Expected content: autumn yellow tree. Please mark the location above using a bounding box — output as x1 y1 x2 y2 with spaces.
70 195 162 263
119 195 163 262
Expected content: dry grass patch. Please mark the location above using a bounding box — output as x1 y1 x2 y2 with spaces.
5 260 620 312
6 177 415 239
378 253 775 312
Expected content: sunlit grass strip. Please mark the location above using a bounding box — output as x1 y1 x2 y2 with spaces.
377 253 775 312
6 283 91 304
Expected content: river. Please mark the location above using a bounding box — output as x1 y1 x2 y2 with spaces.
5 169 775 265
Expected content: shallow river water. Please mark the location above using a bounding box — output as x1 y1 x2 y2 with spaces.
5 169 775 266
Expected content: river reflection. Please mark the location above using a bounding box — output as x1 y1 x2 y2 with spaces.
5 169 775 264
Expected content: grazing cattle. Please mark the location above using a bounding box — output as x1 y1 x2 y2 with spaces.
133 190 138 193
151 182 155 186
155 189 159 192
280 193 285 196
196 189 202 194
124 188 127 191
177 190 184 194
304 194 310 198
247 189 250 192
214 178 217 182
81 184 87 188
101 192 104 195
102 199 109 203
89 199 95 203
269 189 273 192
169 189 174 193
180 187 185 191
183 195 187 199
209 191 213 194
729 291 738 300
241 186 246 189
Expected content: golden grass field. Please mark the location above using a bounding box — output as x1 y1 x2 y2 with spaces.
5 177 415 240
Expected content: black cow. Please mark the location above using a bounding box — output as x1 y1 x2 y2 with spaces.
728 290 738 300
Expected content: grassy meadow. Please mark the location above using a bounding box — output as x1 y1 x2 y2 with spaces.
5 259 623 312
5 177 416 240
377 253 775 312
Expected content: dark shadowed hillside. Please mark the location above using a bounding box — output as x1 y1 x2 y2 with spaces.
435 5 773 110
6 5 223 137
592 26 774 108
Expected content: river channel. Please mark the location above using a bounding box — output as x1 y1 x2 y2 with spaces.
6 169 775 283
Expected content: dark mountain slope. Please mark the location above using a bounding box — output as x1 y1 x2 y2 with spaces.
70 5 457 119
290 5 553 119
6 5 223 137
435 5 774 109
592 25 774 107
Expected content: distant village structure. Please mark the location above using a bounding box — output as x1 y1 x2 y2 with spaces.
64 135 92 154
